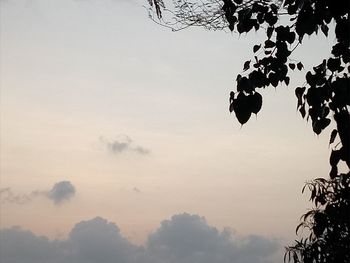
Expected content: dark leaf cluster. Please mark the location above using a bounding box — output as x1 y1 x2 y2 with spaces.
150 1 350 262
285 173 350 263
224 1 350 261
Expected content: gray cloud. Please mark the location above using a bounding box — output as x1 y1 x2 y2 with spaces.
0 188 34 205
46 181 76 205
100 135 150 155
0 181 76 206
147 213 281 263
0 213 282 263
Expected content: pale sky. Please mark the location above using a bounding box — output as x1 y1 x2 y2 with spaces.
0 0 337 262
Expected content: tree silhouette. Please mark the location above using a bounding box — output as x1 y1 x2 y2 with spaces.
149 0 350 262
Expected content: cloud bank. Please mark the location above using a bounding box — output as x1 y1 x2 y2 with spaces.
0 181 76 206
100 135 150 155
0 213 281 263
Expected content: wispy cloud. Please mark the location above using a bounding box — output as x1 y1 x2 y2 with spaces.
132 187 141 193
0 188 37 205
0 181 76 206
100 135 150 155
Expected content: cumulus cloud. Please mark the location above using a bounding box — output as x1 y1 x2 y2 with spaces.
100 135 150 155
147 213 280 263
0 213 282 263
0 181 76 206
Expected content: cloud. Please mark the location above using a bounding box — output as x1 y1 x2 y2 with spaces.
46 181 76 205
0 213 282 263
0 181 76 206
100 135 150 155
67 217 143 263
147 213 281 263
133 187 141 193
0 188 34 205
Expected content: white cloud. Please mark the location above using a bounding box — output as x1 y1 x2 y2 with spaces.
0 213 282 263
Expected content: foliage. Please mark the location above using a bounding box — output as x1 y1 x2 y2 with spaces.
285 174 350 263
149 0 350 262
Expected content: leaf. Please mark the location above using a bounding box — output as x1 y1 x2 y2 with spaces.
312 120 322 135
267 26 274 39
265 39 275 48
229 102 235 113
249 92 263 114
289 63 296 70
253 44 261 53
295 87 306 99
286 32 296 44
327 57 341 72
243 60 250 71
229 91 235 102
321 24 329 37
237 76 253 93
320 118 331 130
296 222 304 235
297 62 304 70
329 129 338 145
330 150 341 167
233 93 252 124
311 188 316 201
284 76 290 86
269 73 278 87
299 103 306 118
330 165 337 179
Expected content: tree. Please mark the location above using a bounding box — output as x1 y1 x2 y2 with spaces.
148 0 350 262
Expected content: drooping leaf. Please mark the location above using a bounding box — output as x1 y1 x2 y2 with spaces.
289 63 296 70
253 44 261 53
320 118 331 130
229 91 235 102
330 150 341 167
327 57 341 72
295 87 306 108
329 165 338 179
269 72 279 87
286 31 296 44
229 101 235 113
249 92 263 114
284 76 290 86
299 103 306 118
267 26 274 39
297 62 304 70
329 129 338 145
243 60 250 71
321 24 329 37
233 92 252 124
265 39 275 48
312 120 322 135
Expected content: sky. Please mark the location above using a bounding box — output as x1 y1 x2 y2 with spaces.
0 0 337 262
